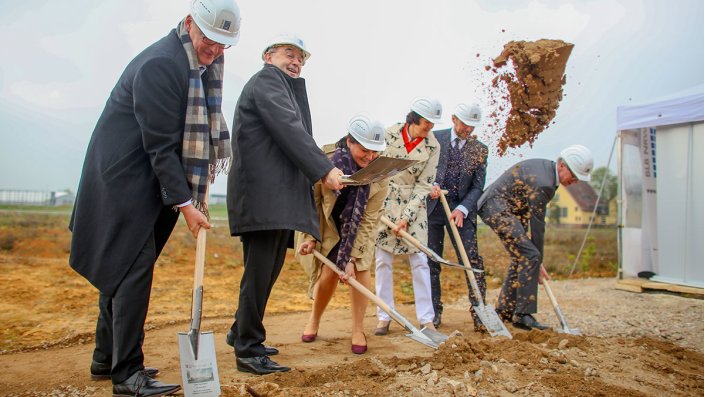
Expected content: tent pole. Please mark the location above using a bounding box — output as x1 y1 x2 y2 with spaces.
616 131 624 280
568 135 618 277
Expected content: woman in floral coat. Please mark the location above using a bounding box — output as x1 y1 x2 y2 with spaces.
373 97 442 335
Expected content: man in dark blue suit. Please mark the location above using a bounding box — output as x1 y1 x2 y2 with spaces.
427 103 488 331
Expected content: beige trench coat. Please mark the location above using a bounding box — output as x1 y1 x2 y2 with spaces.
295 144 390 297
375 123 440 255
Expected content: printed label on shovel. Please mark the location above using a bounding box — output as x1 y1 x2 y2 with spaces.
178 331 221 397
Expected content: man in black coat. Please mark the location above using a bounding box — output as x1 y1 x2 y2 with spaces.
226 34 343 375
477 145 593 330
427 103 488 331
69 1 240 394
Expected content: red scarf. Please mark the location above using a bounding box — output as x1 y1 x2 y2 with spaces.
401 124 423 153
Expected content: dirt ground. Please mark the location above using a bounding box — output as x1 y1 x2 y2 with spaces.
0 278 702 397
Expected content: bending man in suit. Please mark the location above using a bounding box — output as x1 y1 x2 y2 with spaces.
226 34 344 375
69 1 240 395
477 145 593 330
427 103 488 331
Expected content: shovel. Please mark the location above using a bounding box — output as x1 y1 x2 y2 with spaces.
542 279 581 335
311 250 447 348
177 198 220 396
380 216 483 274
439 192 512 339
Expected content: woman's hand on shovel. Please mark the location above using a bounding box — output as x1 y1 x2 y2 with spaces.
392 219 409 236
181 204 211 238
340 260 357 284
298 240 316 255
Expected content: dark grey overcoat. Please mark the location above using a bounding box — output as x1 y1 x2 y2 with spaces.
227 64 333 241
69 29 193 295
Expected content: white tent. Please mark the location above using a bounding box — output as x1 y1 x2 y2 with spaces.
616 85 704 288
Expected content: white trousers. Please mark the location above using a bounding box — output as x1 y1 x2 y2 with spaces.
375 247 435 324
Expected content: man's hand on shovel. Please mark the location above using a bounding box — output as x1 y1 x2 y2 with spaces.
539 264 552 285
181 204 211 238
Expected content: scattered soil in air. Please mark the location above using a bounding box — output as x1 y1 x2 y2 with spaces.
488 39 574 156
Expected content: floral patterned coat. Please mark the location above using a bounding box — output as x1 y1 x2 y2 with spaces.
376 123 440 254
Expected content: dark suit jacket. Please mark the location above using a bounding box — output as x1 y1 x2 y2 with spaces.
227 64 333 240
427 129 488 223
69 29 193 295
477 159 558 256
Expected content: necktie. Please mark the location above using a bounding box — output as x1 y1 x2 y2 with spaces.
452 137 460 149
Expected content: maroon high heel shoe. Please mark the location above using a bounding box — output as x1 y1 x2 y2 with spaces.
351 333 367 354
301 333 317 343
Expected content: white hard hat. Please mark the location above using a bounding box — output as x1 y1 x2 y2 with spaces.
410 97 443 123
191 0 241 46
560 144 594 181
347 114 387 152
454 103 482 127
261 33 311 61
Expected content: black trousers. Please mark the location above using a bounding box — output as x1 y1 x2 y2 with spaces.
92 208 177 384
230 229 291 358
427 202 485 317
479 200 542 315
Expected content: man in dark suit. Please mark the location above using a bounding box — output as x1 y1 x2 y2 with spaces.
226 34 344 375
427 103 488 331
477 145 593 330
69 1 241 394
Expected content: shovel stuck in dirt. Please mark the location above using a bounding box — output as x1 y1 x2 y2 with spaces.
439 192 512 339
542 279 581 335
311 250 447 349
177 204 220 396
380 216 484 274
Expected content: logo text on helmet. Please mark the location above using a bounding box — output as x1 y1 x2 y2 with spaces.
221 20 231 30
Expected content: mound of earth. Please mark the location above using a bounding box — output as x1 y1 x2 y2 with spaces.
488 39 574 156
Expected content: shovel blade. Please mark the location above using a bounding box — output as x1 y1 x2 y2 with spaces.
177 331 221 396
421 327 449 345
556 327 582 335
405 331 440 349
473 304 513 339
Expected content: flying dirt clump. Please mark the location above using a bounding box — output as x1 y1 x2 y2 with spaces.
490 39 574 156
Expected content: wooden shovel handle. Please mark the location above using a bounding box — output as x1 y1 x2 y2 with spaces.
379 216 426 251
312 250 391 313
191 186 208 318
438 192 484 300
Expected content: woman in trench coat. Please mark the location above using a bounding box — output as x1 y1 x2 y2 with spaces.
297 115 389 354
373 97 442 335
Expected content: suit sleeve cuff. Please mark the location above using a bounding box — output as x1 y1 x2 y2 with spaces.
455 205 469 217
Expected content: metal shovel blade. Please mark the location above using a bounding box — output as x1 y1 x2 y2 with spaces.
421 327 449 345
187 285 204 360
389 308 441 349
556 326 582 335
473 304 513 339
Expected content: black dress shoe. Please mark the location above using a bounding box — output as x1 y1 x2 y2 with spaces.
236 356 291 375
90 361 159 380
225 331 279 356
512 313 549 330
112 370 180 397
432 312 442 328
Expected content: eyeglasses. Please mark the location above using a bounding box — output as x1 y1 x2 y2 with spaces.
200 33 231 49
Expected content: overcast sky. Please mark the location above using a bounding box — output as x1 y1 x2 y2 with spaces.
0 0 702 195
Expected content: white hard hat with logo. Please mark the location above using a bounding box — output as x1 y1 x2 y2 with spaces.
560 144 594 181
454 103 482 127
348 114 386 152
410 97 443 123
261 34 311 61
191 0 242 46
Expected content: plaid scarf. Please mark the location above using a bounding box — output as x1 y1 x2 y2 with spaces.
177 19 231 215
330 146 370 270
